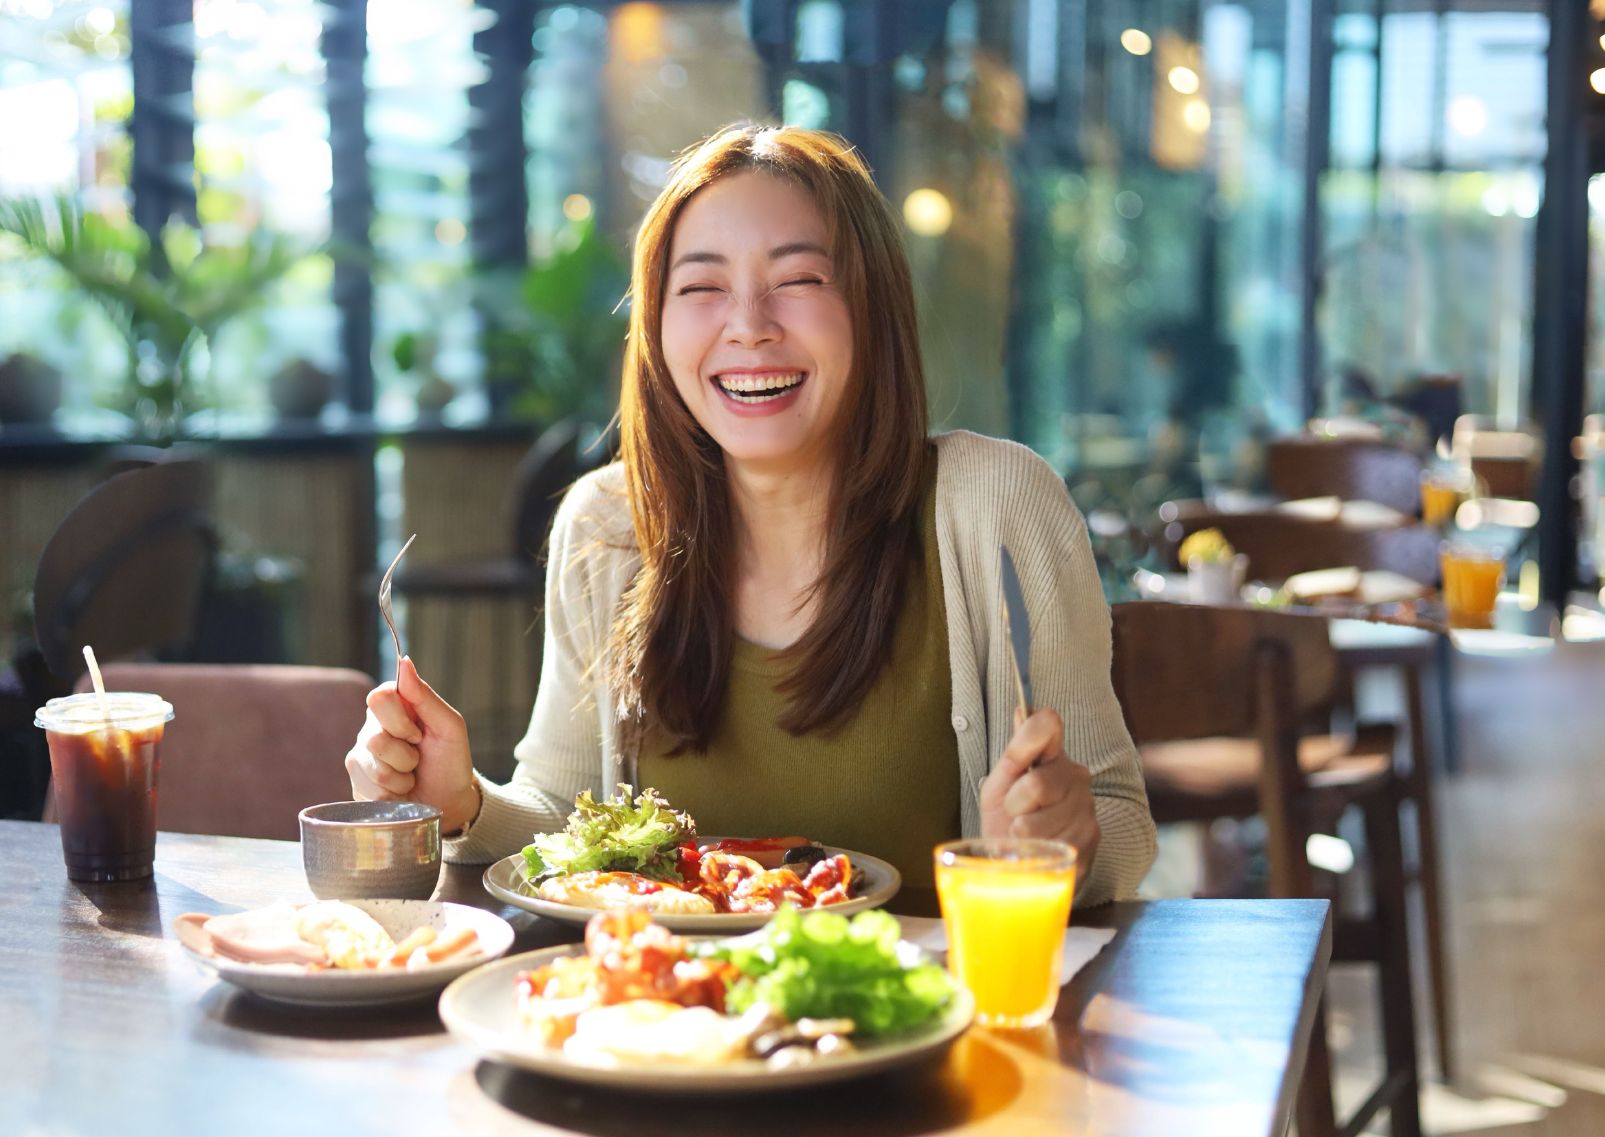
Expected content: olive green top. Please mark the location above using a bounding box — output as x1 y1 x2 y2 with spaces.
637 452 960 897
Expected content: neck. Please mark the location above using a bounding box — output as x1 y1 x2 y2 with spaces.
725 457 833 583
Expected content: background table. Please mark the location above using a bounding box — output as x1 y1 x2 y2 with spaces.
0 820 1331 1137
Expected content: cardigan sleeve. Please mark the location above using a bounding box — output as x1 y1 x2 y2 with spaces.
1002 445 1157 906
442 470 620 864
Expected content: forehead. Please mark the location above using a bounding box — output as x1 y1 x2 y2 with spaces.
669 170 830 258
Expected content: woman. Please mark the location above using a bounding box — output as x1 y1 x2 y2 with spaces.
347 124 1155 907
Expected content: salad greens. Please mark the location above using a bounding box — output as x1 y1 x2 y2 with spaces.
522 784 694 882
695 907 955 1037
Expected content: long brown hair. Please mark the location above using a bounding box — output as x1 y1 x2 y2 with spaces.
611 123 930 751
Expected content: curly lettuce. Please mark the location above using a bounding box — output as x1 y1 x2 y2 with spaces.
522 784 694 882
694 907 955 1037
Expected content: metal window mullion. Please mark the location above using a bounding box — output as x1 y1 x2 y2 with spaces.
128 0 196 239
322 0 374 416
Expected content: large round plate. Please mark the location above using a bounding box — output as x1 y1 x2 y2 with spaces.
173 899 515 1007
439 944 972 1093
482 844 902 933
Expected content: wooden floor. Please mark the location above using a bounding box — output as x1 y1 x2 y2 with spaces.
1324 640 1605 1136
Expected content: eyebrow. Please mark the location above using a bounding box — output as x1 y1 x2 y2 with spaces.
668 241 831 272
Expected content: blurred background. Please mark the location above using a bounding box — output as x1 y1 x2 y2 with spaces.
8 4 1605 1131
0 0 1587 769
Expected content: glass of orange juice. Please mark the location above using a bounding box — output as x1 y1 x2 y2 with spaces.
934 837 1077 1029
1421 469 1471 529
1440 542 1505 629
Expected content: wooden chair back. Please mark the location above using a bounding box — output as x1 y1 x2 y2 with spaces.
1110 602 1338 897
1267 437 1424 515
32 459 217 683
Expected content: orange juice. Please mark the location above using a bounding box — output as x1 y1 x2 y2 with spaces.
1441 545 1504 629
1421 477 1466 529
934 838 1077 1028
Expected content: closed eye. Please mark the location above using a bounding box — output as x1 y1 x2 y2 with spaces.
777 277 824 288
675 284 722 295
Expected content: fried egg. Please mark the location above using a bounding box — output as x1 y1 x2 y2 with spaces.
563 1001 751 1066
537 872 718 915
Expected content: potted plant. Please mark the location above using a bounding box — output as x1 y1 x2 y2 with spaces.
0 351 63 427
0 196 313 444
1178 528 1247 605
477 218 629 422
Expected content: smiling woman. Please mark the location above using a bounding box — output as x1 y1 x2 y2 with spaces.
345 124 1157 910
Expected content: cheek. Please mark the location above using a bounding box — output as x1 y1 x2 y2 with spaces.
659 306 711 392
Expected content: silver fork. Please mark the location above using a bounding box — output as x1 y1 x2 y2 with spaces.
378 533 417 671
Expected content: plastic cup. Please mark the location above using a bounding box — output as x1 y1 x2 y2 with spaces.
934 838 1077 1029
1440 542 1505 629
34 692 174 882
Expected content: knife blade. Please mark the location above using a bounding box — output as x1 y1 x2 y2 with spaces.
999 545 1033 718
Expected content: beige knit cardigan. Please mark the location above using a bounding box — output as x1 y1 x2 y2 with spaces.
444 430 1156 906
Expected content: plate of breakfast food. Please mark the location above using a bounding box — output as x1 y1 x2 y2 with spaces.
173 898 515 1006
439 907 971 1092
481 785 902 933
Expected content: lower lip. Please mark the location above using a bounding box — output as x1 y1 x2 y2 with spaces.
712 376 807 417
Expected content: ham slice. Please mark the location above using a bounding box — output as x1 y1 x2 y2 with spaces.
198 902 327 966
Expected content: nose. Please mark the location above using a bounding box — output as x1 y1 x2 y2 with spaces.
723 292 780 348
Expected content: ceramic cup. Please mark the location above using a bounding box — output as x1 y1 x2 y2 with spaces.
299 800 442 900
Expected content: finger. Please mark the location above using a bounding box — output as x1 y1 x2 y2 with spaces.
398 657 464 737
1000 708 1065 771
364 730 420 775
1002 762 1072 817
978 749 1033 815
346 748 416 797
346 752 412 801
366 688 423 745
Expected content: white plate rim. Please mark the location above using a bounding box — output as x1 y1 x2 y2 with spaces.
176 899 516 1007
438 943 973 1092
481 843 902 933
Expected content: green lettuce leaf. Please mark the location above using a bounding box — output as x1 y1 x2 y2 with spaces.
521 784 694 882
693 907 955 1037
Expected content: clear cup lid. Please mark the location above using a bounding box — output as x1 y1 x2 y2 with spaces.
34 691 174 733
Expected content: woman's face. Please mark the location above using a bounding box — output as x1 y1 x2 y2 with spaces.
660 171 854 478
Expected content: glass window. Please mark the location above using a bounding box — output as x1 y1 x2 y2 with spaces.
0 1 132 431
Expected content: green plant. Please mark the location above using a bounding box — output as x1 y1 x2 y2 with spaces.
476 217 629 422
0 195 313 442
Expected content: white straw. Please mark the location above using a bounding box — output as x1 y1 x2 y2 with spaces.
82 645 112 727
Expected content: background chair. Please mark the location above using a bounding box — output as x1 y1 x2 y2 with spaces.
50 662 370 841
1267 436 1425 516
32 457 217 685
1111 602 1421 1137
1152 503 1456 1081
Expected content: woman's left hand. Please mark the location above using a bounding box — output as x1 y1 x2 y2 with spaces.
979 708 1101 881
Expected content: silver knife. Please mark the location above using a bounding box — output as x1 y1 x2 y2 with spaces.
999 545 1033 717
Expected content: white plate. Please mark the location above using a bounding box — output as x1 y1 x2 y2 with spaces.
174 899 515 1007
482 845 902 933
439 944 973 1093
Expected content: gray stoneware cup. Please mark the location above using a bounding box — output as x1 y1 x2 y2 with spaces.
299 800 442 900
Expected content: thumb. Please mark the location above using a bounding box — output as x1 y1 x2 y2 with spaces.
397 657 459 736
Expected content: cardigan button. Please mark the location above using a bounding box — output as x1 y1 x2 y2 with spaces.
951 714 969 732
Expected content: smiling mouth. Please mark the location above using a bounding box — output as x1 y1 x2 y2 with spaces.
714 371 807 404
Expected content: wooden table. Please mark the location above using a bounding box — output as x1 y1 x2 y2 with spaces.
0 820 1331 1137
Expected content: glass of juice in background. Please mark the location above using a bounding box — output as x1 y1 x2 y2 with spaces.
934 837 1077 1029
1421 469 1471 530
34 692 174 881
1440 543 1506 630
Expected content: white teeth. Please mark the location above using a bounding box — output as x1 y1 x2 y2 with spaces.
716 372 805 398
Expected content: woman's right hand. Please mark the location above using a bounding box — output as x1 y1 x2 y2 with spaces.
345 656 481 833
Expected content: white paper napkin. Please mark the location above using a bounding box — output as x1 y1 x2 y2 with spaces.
897 915 1117 988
